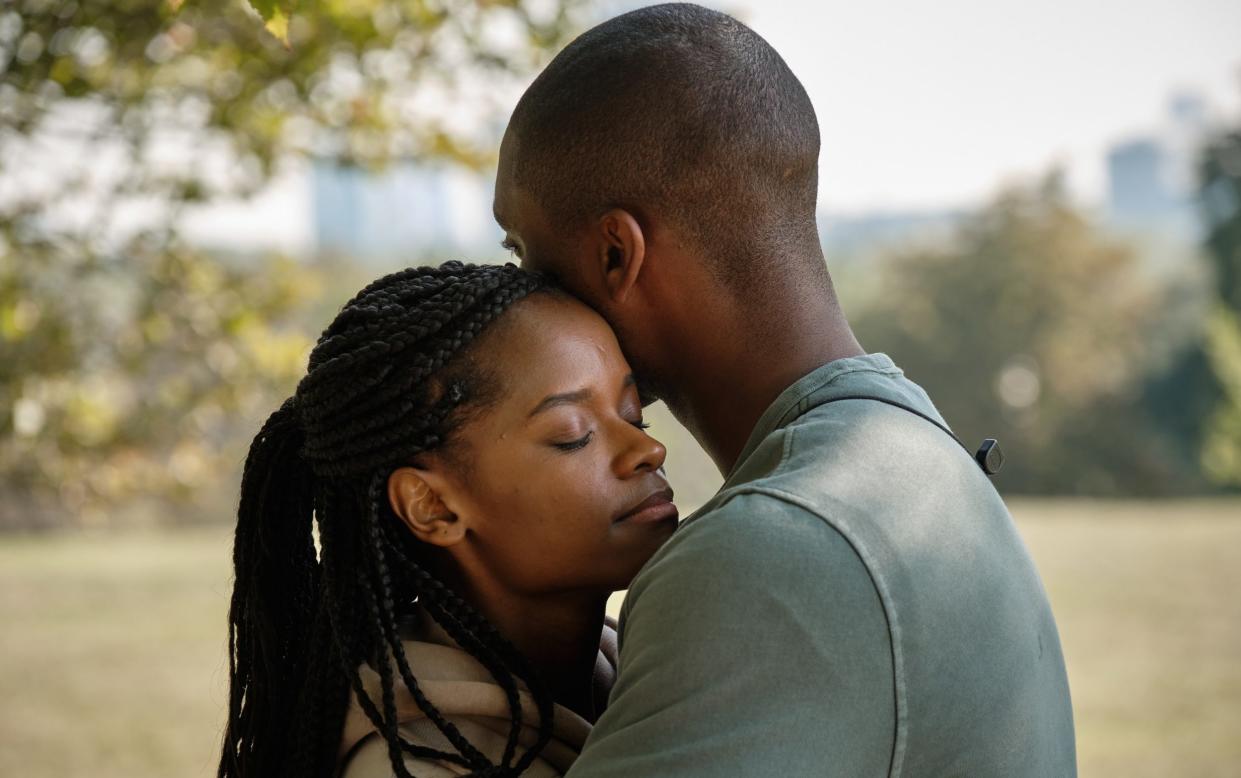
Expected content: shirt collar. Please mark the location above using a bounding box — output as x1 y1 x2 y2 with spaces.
726 352 902 482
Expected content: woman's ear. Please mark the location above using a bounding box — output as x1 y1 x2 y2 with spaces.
387 466 466 547
597 208 646 305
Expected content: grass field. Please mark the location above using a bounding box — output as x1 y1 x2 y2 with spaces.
1 499 1238 777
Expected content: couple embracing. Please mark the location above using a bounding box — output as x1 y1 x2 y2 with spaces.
218 5 1076 777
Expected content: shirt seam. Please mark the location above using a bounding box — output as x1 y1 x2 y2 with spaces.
727 363 908 484
774 365 908 429
721 364 912 489
693 480 908 778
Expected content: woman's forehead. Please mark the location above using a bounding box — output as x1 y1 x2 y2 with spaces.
478 295 628 415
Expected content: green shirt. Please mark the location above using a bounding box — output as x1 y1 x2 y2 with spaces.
568 354 1076 777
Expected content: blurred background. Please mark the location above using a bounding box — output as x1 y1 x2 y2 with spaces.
1 0 1238 775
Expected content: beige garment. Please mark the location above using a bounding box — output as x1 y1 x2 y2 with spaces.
337 612 617 778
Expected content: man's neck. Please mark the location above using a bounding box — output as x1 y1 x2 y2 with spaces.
662 289 863 476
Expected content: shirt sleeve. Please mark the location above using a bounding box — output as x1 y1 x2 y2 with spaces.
566 492 897 778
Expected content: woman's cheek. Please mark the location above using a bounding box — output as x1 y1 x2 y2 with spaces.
546 459 603 526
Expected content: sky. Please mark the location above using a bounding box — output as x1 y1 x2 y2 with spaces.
183 0 1241 251
732 0 1241 212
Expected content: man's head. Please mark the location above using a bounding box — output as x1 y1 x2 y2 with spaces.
494 2 832 402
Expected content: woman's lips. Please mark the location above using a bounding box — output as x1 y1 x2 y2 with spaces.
614 487 678 524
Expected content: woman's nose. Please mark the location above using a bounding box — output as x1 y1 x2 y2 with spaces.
614 423 667 477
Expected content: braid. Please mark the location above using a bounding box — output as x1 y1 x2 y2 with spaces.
220 262 558 778
362 473 492 768
380 523 540 768
220 398 320 776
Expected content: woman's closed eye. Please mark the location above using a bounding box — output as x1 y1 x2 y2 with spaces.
553 431 593 452
551 418 649 453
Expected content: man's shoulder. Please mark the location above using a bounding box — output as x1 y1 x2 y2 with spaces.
623 382 1013 625
627 489 870 604
614 488 895 709
726 377 973 502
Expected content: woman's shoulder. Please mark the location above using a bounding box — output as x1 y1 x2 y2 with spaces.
341 732 469 777
340 715 568 778
336 632 592 777
337 611 614 776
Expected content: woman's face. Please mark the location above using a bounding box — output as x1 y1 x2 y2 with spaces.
396 293 678 599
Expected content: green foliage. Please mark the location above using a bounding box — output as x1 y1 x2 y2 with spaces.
0 243 318 528
0 0 582 528
1201 126 1241 311
1200 306 1241 483
852 175 1197 495
846 118 1241 495
4 0 581 176
1197 123 1241 486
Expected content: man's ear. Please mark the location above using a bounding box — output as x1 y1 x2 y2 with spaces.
387 466 466 547
597 208 646 305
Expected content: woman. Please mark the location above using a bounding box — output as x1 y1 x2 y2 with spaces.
218 262 678 778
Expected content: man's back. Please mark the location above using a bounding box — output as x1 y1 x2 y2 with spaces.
568 354 1076 777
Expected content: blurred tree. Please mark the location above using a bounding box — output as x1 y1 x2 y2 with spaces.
1196 121 1241 486
0 242 320 528
851 173 1200 495
0 0 583 528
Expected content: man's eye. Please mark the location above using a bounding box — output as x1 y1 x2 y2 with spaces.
553 431 593 452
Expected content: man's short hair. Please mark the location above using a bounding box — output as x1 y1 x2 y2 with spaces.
504 3 824 290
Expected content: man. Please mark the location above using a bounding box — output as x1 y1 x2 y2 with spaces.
493 4 1076 775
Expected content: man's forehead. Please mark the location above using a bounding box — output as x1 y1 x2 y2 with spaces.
492 133 521 228
493 180 542 232
492 187 517 233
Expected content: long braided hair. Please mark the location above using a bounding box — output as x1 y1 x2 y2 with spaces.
218 261 557 778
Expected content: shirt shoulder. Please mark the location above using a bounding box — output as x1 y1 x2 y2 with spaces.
632 490 843 586
586 492 897 778
622 490 892 659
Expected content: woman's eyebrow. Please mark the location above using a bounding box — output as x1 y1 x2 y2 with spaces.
527 375 636 418
528 388 592 418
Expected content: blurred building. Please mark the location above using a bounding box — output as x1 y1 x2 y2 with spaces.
1105 92 1209 240
312 161 502 263
1107 139 1178 219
